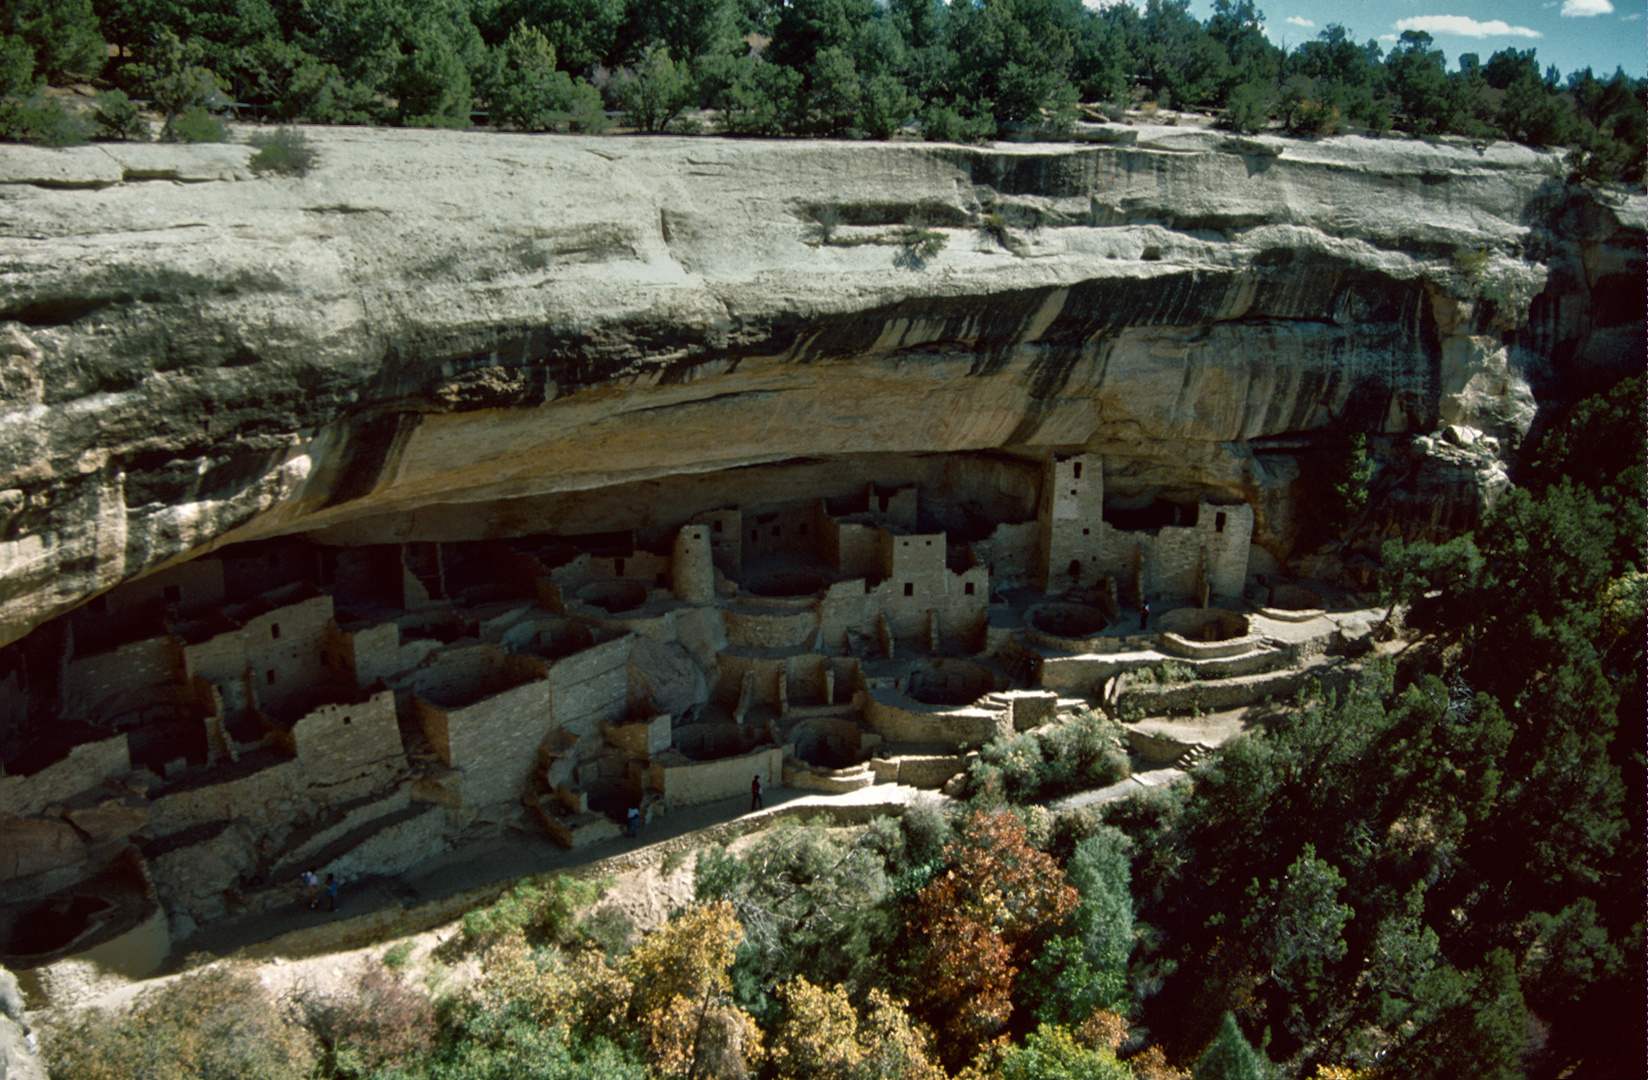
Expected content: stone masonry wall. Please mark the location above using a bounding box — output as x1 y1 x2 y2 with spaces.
437 679 552 808
60 635 186 722
0 735 129 818
289 690 403 785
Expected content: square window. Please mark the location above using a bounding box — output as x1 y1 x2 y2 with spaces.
964 582 975 595
904 583 914 597
342 716 351 725
1082 528 1090 536
712 520 723 533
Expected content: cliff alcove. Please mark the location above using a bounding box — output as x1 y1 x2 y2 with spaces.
0 127 1640 980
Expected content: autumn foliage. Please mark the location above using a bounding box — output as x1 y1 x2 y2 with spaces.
903 808 1080 1068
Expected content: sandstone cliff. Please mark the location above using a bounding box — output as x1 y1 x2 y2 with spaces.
0 126 1641 646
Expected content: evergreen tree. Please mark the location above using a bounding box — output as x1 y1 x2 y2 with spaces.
1193 1012 1269 1080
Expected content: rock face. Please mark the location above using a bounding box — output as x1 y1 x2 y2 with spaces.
0 126 1641 645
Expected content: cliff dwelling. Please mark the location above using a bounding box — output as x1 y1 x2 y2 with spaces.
0 450 1282 965
0 127 1638 994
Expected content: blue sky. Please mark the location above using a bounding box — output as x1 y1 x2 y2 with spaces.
1109 1 1647 78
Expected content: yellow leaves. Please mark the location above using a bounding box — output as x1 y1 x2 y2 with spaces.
621 899 744 1019
618 901 759 1079
771 978 945 1080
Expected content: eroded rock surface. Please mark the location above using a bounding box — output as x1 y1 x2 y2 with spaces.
0 127 1641 646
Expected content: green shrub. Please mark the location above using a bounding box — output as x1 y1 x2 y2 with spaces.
43 963 318 1080
247 126 316 175
163 103 225 142
89 89 148 140
461 874 607 947
381 939 415 969
921 102 995 143
1157 661 1197 684
0 92 86 145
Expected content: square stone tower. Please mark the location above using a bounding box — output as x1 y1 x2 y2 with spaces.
1037 452 1104 592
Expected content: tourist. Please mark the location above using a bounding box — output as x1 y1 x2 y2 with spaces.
750 774 763 812
1140 600 1150 629
302 868 319 909
325 873 339 912
627 805 640 837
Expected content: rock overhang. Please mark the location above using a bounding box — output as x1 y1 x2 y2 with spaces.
0 126 1642 646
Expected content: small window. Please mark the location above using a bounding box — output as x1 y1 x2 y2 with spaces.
1082 528 1090 536
712 520 723 533
964 582 976 596
1073 462 1083 480
615 557 625 575
342 715 352 725
163 584 182 604
1070 489 1078 497
1215 512 1227 534
266 669 276 684
902 541 909 547
1068 560 1082 579
925 540 932 546
904 583 914 597
270 623 281 640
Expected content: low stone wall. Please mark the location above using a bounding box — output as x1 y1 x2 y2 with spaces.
273 786 412 873
872 754 970 789
723 605 820 650
863 690 1000 749
324 806 454 881
0 736 130 818
782 762 873 794
1125 728 1194 765
148 759 308 836
1156 631 1263 660
648 744 786 810
1118 667 1309 714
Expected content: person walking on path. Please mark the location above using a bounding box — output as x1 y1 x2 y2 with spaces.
325 873 340 913
627 805 640 838
750 774 763 812
302 868 319 909
1139 600 1150 630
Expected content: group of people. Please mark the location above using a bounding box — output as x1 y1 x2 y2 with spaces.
300 869 339 912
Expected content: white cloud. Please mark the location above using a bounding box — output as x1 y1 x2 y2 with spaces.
1561 0 1614 15
1622 11 1643 19
1380 33 1399 41
1393 15 1544 38
1285 16 1315 27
